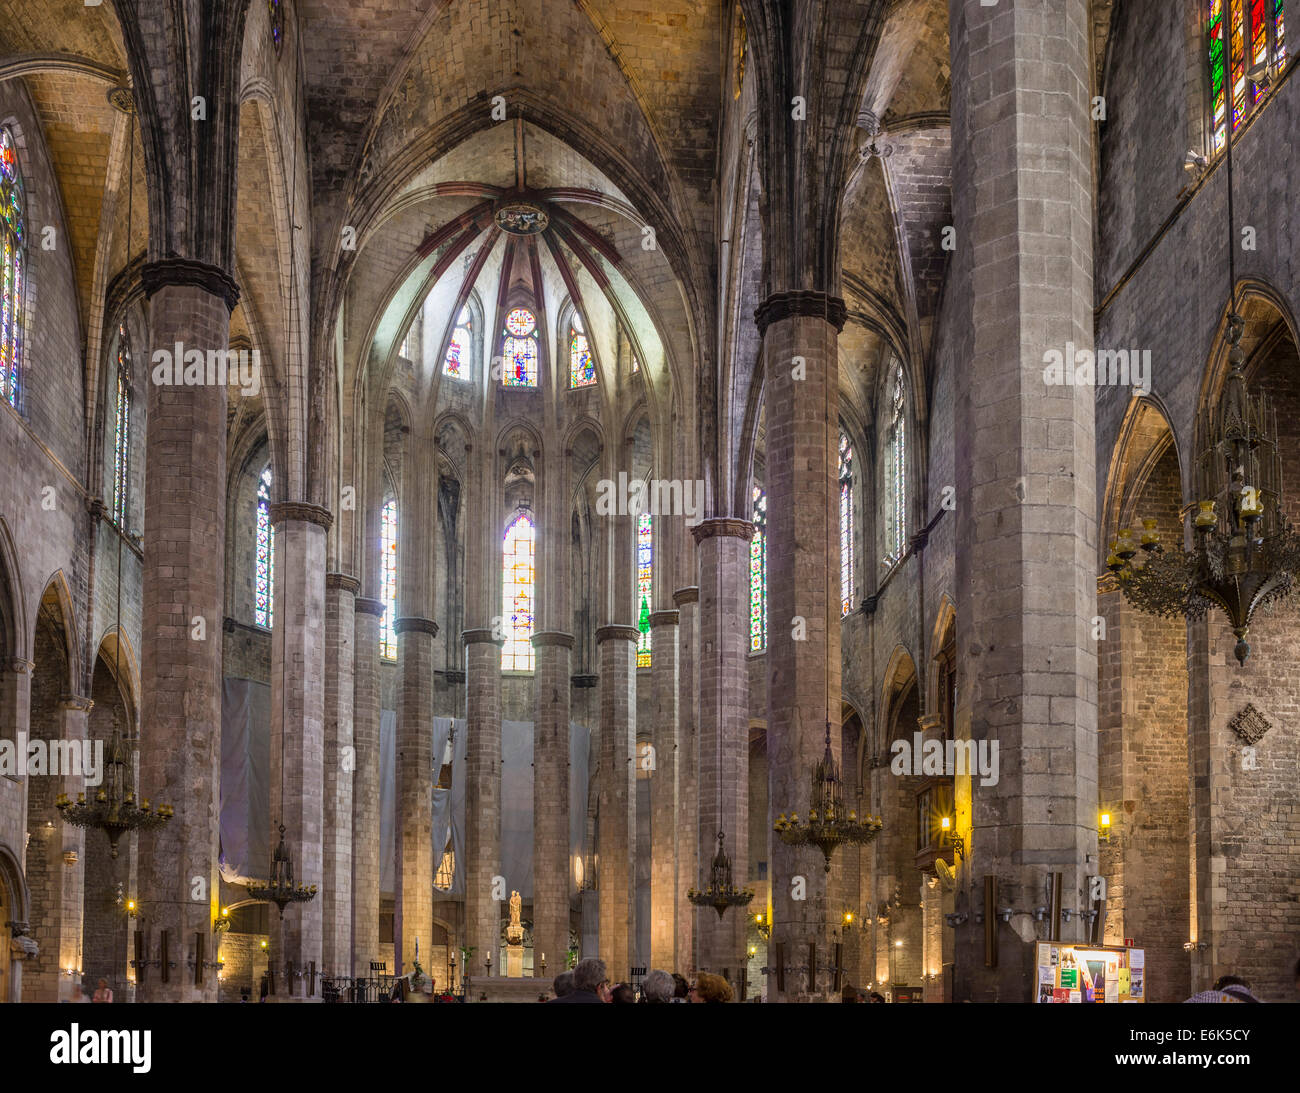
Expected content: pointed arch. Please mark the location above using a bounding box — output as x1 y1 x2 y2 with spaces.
0 515 26 662
35 570 81 694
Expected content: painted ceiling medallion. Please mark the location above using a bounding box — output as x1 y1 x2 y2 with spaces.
1228 703 1271 745
495 202 549 236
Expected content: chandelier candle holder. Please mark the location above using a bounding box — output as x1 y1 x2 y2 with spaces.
246 824 317 916
775 724 883 872
1111 314 1300 665
687 831 755 918
56 722 172 858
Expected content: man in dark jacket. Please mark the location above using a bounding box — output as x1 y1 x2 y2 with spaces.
547 957 609 1003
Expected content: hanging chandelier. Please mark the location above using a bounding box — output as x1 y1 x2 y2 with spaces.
687 831 755 918
246 824 316 916
56 720 172 858
775 724 882 872
1109 57 1300 665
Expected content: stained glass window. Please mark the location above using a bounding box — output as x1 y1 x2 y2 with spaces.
269 0 283 51
839 431 854 616
1 127 25 409
503 307 538 387
884 361 907 565
444 305 471 379
750 486 767 651
637 511 652 667
569 311 596 388
255 465 274 629
1209 1 1288 150
111 325 132 529
502 512 535 671
381 498 398 660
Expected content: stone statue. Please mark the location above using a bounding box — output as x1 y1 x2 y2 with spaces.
506 890 524 945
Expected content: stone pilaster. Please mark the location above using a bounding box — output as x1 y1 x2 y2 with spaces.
648 608 679 972
949 0 1097 1000
0 657 31 746
394 614 437 975
137 273 232 1002
267 502 330 999
758 292 843 1002
531 630 573 977
351 596 385 975
463 629 503 966
322 572 358 978
693 520 752 992
596 623 638 981
673 586 699 975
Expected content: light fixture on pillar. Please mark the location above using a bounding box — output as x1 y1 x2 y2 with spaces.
688 831 754 919
1113 54 1300 666
774 725 882 872
247 825 316 916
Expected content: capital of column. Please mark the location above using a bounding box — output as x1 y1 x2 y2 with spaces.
6 658 33 675
325 573 361 595
394 616 439 637
754 289 847 335
531 631 575 649
648 610 679 628
140 257 241 313
355 598 386 618
672 586 699 607
917 713 942 733
595 624 640 644
462 628 504 647
690 518 754 544
58 695 94 713
268 501 334 531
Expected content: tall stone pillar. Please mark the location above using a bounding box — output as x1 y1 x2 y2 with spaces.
596 622 637 981
693 520 752 991
648 607 679 972
322 572 358 978
0 657 31 747
532 631 572 977
949 0 1097 1000
137 266 236 1002
394 614 437 976
757 294 843 1002
463 630 502 966
351 596 385 975
47 695 90 1000
672 586 699 975
267 503 331 998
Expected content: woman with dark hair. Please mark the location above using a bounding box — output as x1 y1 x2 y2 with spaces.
609 982 637 1004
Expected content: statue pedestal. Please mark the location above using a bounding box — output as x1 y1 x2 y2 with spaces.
505 944 524 979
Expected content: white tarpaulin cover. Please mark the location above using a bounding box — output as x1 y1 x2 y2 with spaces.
219 678 269 884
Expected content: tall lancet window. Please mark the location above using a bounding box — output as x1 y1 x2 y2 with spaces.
1 126 25 409
111 325 133 529
569 311 596 388
883 360 907 565
839 430 854 616
502 512 536 671
444 305 471 379
255 465 274 629
636 511 652 667
1209 0 1288 151
750 486 767 651
380 498 398 660
502 307 538 387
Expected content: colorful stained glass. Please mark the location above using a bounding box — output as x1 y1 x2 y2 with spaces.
570 312 596 387
637 511 652 667
269 0 283 49
885 361 907 564
750 486 767 651
839 431 854 616
502 512 536 671
444 305 471 378
1 127 24 409
1210 1 1228 148
502 307 538 387
505 307 536 336
112 325 132 528
381 498 398 659
1211 1 1288 149
255 466 274 629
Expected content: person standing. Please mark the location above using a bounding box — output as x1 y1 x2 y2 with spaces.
92 978 113 1003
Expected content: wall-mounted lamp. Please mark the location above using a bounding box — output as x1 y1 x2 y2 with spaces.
1099 812 1113 844
996 906 1014 924
214 908 231 933
1032 905 1047 922
940 816 965 861
842 911 854 927
125 899 138 919
1184 149 1209 174
1060 908 1074 923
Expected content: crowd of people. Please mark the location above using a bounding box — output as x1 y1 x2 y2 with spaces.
545 960 735 1003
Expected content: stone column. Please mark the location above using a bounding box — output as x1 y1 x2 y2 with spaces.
672 586 699 975
596 623 638 981
648 607 679 972
137 265 236 1003
267 502 330 999
394 614 437 976
757 293 843 1002
693 519 752 991
322 572 358 979
949 0 1097 1000
47 695 91 1000
351 596 385 976
532 631 572 978
0 657 31 747
463 629 503 966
